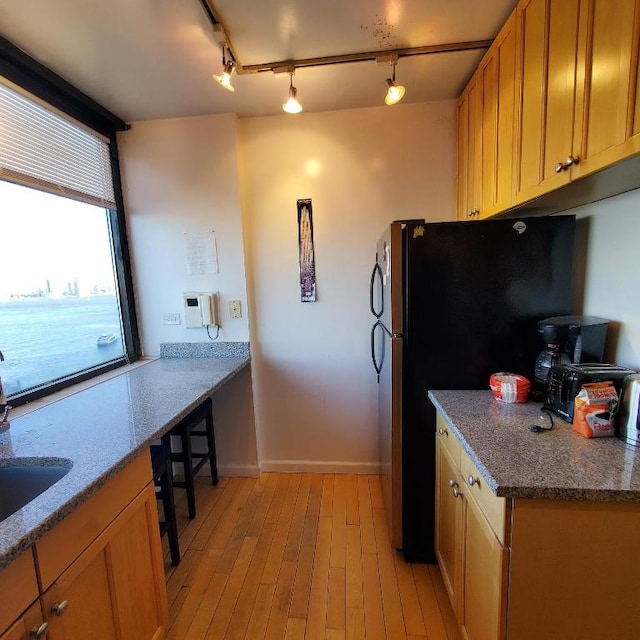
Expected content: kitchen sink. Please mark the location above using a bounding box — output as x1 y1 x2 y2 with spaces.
0 459 72 522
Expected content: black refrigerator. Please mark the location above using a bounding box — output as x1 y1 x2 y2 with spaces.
370 216 575 562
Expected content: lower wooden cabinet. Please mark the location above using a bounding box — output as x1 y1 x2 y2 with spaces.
0 452 169 640
40 483 167 640
435 411 640 640
435 424 508 640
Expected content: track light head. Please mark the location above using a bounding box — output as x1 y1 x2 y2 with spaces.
384 63 405 105
283 72 303 114
213 59 235 92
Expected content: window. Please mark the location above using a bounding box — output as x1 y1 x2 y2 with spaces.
0 73 139 404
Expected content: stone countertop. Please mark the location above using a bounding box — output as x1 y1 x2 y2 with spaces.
429 390 640 502
0 356 250 570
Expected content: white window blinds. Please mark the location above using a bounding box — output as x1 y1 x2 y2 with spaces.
0 80 116 209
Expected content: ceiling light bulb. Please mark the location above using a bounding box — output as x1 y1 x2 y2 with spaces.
385 79 405 106
283 74 302 114
213 61 235 92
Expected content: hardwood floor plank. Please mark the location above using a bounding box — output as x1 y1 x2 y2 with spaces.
265 473 291 524
326 566 346 630
411 565 449 640
262 474 303 586
208 478 256 552
369 476 384 510
205 536 258 638
264 559 298 640
283 475 312 563
372 507 407 640
242 582 277 640
393 550 427 637
345 525 364 610
345 607 365 640
289 474 323 618
362 553 386 640
357 475 377 555
326 629 346 640
320 474 335 518
247 472 279 536
224 522 277 640
331 475 347 569
180 572 227 640
345 475 360 526
285 617 307 640
428 565 463 640
305 516 332 640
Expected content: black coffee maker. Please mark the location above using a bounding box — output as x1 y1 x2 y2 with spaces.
533 315 610 392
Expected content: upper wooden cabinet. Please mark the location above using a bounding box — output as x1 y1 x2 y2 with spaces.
481 13 518 217
571 0 640 178
514 0 582 203
457 0 640 217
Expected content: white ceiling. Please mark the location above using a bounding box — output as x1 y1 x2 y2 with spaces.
0 0 518 123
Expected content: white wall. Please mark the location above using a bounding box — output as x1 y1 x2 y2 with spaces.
569 188 640 369
118 113 258 476
238 101 457 472
117 114 249 354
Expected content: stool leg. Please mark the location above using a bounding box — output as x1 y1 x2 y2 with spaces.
181 427 197 519
160 462 181 566
205 411 218 486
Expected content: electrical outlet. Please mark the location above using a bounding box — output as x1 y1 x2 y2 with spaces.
228 300 242 319
163 313 181 325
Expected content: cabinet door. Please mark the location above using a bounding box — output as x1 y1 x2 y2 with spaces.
515 0 581 203
42 483 168 640
0 602 46 640
572 0 640 178
461 492 508 640
468 78 483 219
435 438 464 614
481 13 517 217
456 95 470 221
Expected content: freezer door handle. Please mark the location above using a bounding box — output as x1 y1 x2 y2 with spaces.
371 320 385 383
370 263 383 319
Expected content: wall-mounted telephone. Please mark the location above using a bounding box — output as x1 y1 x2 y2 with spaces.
184 292 219 328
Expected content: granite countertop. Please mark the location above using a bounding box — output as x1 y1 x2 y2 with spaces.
0 355 250 570
429 390 640 502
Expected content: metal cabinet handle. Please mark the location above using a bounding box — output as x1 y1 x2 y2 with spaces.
51 600 69 616
29 622 49 639
438 427 448 437
468 475 479 487
555 155 580 173
452 484 462 498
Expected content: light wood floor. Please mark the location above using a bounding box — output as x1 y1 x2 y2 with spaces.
162 473 461 640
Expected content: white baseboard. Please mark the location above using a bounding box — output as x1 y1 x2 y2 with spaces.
216 464 261 478
259 460 381 474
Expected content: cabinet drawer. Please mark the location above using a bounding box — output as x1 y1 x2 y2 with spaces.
36 452 152 589
0 549 39 633
436 413 461 468
460 450 509 544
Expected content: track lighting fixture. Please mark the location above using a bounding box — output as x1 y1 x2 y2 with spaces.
384 62 405 106
213 47 235 92
282 71 303 114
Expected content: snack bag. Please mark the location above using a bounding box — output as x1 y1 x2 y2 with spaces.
573 381 619 438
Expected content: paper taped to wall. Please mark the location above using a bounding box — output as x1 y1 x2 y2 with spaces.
184 231 219 275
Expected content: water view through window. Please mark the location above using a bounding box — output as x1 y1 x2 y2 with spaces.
0 181 125 397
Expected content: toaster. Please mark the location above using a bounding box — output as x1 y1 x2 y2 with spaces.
543 363 637 422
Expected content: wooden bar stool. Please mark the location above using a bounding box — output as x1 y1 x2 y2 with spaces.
161 397 218 519
150 444 180 566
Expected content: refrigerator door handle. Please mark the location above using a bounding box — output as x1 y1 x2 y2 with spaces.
371 320 385 383
370 263 383 319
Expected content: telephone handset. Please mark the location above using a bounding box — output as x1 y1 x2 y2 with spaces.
184 292 219 328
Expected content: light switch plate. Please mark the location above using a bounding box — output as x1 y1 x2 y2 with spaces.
163 313 181 325
228 300 242 319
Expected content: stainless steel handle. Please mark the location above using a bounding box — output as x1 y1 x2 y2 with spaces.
448 479 456 487
438 427 448 437
565 155 579 169
555 155 580 173
51 600 69 616
29 622 49 639
468 475 479 487
452 483 462 498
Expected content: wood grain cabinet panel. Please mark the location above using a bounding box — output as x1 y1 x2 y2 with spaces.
572 0 640 178
457 78 483 221
41 483 168 640
0 550 39 634
0 602 46 640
